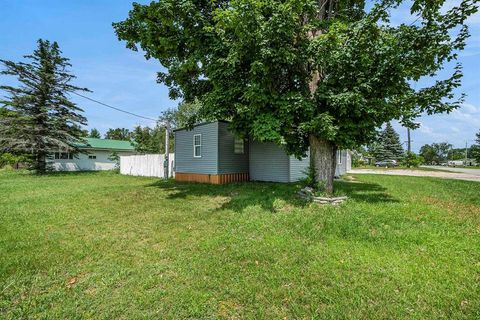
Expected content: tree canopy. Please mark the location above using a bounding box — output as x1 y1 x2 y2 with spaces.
369 123 404 161
131 125 174 154
114 0 478 192
89 128 101 139
0 39 88 173
419 142 452 164
104 128 132 141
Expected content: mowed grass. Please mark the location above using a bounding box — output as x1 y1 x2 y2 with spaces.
1 171 479 319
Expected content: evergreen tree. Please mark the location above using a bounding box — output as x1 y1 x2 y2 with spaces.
371 123 404 161
73 124 89 137
131 126 154 153
0 39 89 173
131 125 174 154
104 128 131 140
89 128 101 138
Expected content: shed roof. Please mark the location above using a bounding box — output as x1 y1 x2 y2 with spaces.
78 138 135 151
173 120 230 132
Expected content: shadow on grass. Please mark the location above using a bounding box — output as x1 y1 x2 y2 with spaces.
147 178 399 213
29 170 120 178
147 179 309 213
335 180 399 203
0 169 112 178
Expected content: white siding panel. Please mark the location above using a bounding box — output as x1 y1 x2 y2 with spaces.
289 155 309 182
51 150 134 171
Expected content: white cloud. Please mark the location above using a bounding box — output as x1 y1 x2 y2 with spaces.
419 123 433 134
460 103 480 114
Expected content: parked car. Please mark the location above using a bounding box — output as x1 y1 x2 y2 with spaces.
375 159 398 167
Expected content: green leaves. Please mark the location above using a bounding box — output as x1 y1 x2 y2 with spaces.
369 123 405 161
0 39 89 173
114 0 478 156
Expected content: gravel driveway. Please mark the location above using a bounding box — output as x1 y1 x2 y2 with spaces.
421 166 480 176
349 168 480 182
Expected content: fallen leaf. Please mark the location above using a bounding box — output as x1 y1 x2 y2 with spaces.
67 277 77 288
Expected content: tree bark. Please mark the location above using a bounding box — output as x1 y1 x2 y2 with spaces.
306 0 339 194
309 135 337 194
36 152 47 174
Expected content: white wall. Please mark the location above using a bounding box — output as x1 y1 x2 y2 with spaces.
120 153 175 178
50 150 135 171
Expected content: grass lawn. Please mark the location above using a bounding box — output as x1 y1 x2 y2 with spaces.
1 171 479 319
355 165 454 172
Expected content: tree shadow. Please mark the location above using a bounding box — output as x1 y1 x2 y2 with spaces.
335 180 399 203
146 179 309 213
146 178 399 213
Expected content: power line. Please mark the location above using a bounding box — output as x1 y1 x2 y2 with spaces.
71 91 158 122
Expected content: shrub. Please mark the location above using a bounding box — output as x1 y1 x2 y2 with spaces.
108 152 120 172
401 151 423 168
300 164 326 192
0 153 28 168
300 164 317 188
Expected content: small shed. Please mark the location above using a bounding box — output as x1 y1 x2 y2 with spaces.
174 121 351 184
175 121 249 183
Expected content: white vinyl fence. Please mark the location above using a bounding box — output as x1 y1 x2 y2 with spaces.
120 153 175 178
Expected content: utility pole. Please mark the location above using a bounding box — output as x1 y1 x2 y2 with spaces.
407 128 411 153
164 121 170 179
465 141 468 165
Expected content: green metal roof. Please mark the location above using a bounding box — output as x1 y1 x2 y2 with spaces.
79 138 136 151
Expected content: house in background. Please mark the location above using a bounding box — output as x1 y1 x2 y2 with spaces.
51 138 136 171
174 121 351 184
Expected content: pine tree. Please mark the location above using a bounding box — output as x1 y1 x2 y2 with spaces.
89 128 101 139
372 123 404 161
104 128 131 140
131 125 174 154
0 39 89 173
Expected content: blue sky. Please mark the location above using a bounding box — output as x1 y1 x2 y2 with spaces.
1 0 479 152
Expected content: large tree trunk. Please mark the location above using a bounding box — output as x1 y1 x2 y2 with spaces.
306 0 339 194
36 152 47 174
309 135 336 194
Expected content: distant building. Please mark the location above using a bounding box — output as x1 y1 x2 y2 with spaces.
448 160 464 166
50 138 136 171
463 158 477 166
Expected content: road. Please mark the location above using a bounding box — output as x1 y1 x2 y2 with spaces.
421 166 480 176
349 167 480 182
